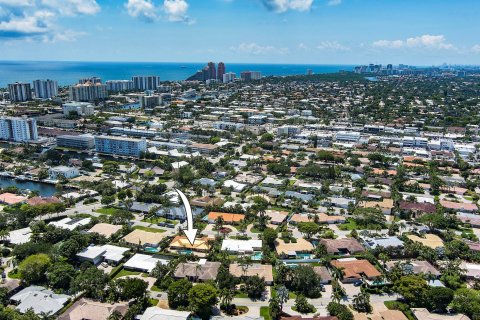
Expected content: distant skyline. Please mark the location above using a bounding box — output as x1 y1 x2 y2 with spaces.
0 0 479 65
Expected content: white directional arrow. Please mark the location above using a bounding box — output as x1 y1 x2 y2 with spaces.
174 188 197 245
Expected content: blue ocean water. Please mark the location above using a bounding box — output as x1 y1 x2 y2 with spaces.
0 61 354 87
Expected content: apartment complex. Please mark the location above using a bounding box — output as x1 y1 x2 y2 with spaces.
57 134 95 150
94 135 147 157
106 80 134 92
62 102 95 117
132 76 160 91
0 117 38 142
33 79 58 99
8 82 32 102
69 82 107 102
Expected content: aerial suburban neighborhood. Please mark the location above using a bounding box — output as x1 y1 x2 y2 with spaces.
0 63 480 320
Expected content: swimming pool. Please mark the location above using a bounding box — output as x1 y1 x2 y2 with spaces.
251 251 263 260
144 247 159 253
296 253 313 260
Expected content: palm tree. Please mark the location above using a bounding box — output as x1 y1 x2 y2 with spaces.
219 287 234 312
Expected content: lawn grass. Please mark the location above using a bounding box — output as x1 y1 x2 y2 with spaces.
95 206 122 215
150 285 162 292
234 292 249 298
142 216 179 225
133 225 166 233
269 206 290 212
113 269 142 279
260 307 271 320
337 218 358 231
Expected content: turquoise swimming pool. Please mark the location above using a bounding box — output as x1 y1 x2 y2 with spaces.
144 247 159 253
251 251 263 260
296 253 312 260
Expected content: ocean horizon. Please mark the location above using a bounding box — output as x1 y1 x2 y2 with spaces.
0 60 355 88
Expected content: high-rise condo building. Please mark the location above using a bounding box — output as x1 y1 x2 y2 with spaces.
217 62 226 81
8 82 32 102
240 71 262 81
79 77 102 84
106 80 134 92
132 76 160 91
208 62 216 80
33 79 58 99
69 82 107 102
0 116 38 142
223 72 236 83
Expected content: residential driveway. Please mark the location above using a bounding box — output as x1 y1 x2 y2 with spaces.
328 224 349 239
339 283 361 300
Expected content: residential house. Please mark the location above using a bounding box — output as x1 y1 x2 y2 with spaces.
362 236 404 250
76 244 129 265
221 239 262 254
58 298 129 320
173 259 221 282
385 260 441 278
407 234 444 249
123 253 168 273
330 258 381 283
122 229 167 248
87 223 122 238
360 198 394 215
0 193 27 205
138 307 190 320
169 236 211 254
49 217 91 231
411 308 471 320
229 263 274 285
208 212 245 224
313 266 333 284
274 238 314 258
320 238 365 255
264 209 289 225
11 286 71 315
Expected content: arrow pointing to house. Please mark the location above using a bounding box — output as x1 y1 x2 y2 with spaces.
174 188 197 245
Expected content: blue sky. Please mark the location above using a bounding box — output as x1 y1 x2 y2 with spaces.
0 0 479 65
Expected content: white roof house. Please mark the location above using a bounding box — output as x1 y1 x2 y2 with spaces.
49 217 91 231
123 254 168 273
11 286 71 315
7 227 32 245
223 180 247 192
138 307 190 320
76 244 129 265
221 239 262 254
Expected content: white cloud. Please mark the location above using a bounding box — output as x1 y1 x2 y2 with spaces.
0 10 53 35
125 0 157 22
372 34 455 50
261 0 313 13
0 0 99 41
327 0 341 6
0 0 34 6
163 0 191 23
231 42 289 55
472 45 480 54
42 0 100 16
316 41 350 51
